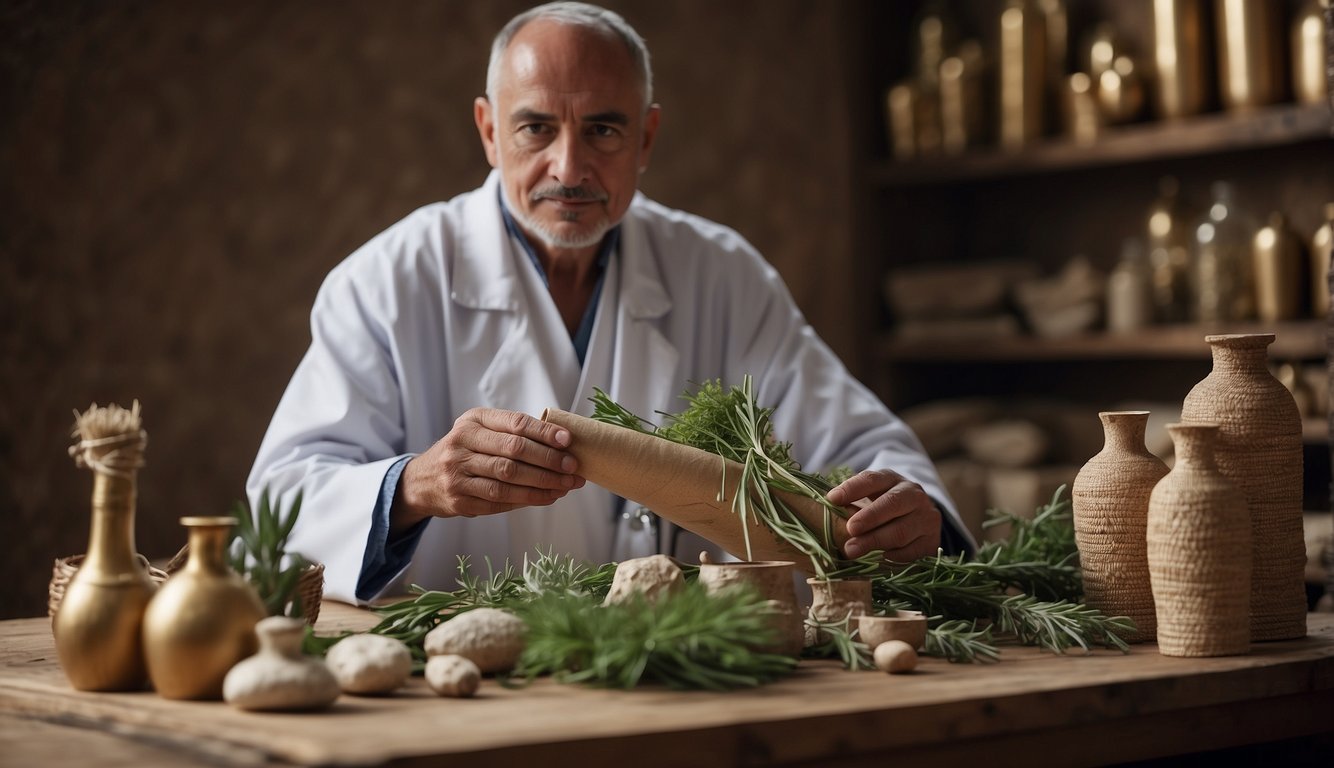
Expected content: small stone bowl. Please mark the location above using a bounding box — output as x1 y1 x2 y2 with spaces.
858 610 927 651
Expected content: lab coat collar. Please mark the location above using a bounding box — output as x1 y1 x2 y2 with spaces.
452 172 672 321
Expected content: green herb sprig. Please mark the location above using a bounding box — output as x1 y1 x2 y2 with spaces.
229 489 312 619
511 585 798 690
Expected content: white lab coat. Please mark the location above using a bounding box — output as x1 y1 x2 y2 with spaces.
248 171 973 603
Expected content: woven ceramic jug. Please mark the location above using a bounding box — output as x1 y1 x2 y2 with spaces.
1072 411 1169 642
1147 423 1251 657
1180 333 1306 641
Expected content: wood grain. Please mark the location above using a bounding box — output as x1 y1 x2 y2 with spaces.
1 605 1331 766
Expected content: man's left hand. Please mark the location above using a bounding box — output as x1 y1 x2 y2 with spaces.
826 469 941 562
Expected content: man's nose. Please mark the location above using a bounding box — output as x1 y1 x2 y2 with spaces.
548 130 589 187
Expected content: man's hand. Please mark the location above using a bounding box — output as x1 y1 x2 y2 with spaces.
826 469 941 562
392 408 585 534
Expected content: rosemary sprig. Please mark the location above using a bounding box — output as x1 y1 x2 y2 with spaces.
973 486 1083 602
511 584 798 690
925 619 1000 663
801 611 875 671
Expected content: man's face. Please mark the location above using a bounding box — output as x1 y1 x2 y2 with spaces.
475 20 660 257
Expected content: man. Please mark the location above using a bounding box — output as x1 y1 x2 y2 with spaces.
248 2 974 604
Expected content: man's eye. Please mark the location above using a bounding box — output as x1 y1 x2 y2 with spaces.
590 124 618 138
520 124 548 135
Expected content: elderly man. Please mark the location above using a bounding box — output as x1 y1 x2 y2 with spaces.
248 2 975 604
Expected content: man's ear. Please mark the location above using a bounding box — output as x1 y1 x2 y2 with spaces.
638 104 662 173
474 96 499 168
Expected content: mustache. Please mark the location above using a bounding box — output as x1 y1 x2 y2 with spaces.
530 185 608 203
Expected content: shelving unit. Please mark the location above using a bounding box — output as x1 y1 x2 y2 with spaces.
855 1 1334 518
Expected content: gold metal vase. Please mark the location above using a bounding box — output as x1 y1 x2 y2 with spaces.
53 403 157 692
142 516 267 700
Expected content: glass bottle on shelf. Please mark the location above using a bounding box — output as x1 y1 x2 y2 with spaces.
1147 176 1192 323
1107 238 1155 332
1194 182 1256 323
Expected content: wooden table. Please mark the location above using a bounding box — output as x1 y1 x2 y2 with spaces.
3 605 1333 767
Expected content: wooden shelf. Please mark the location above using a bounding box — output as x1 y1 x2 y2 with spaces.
877 320 1326 363
868 103 1334 187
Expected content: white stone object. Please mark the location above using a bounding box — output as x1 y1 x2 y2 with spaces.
223 616 340 711
425 655 481 698
873 640 919 674
423 608 526 673
325 633 412 695
603 554 684 605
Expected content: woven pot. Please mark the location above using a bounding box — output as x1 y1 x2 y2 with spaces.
1180 333 1306 641
1147 423 1251 657
697 559 804 657
1072 411 1169 643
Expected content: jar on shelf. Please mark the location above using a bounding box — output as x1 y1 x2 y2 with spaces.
1252 212 1306 323
1291 0 1328 106
1147 176 1193 323
1311 203 1334 318
1107 238 1155 332
1193 181 1256 322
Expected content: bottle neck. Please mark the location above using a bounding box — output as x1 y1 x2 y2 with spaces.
1171 427 1218 468
83 471 138 574
1101 413 1149 453
186 524 232 575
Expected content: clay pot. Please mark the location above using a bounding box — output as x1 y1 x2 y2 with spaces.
1072 411 1169 642
697 559 803 657
807 578 873 645
223 617 339 711
858 610 928 651
142 517 267 699
1180 333 1306 641
1147 423 1251 657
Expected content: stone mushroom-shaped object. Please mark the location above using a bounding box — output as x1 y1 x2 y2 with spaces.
223 616 340 711
603 554 684 605
325 633 412 695
426 654 481 698
873 639 919 674
424 608 526 674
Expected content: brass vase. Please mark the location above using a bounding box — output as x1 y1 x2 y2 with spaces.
142 516 267 700
1072 411 1169 643
1147 423 1251 657
1180 334 1307 641
53 403 157 692
1215 0 1285 110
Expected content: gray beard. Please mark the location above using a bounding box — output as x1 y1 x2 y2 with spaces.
502 187 610 251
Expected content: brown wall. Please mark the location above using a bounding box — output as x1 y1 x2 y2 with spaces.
0 0 862 618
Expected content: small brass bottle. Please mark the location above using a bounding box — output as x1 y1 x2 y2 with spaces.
142 517 266 700
999 0 1047 149
53 402 157 691
1291 0 1329 106
1253 212 1305 323
1215 0 1286 111
1312 203 1334 318
1152 0 1212 118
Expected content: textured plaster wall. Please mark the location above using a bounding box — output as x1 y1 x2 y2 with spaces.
0 0 861 618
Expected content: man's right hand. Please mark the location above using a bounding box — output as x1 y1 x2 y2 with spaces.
391 408 585 535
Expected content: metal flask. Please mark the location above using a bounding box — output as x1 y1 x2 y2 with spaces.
1312 203 1334 318
1000 0 1047 149
1291 0 1329 106
1153 0 1212 118
1252 212 1305 323
1215 0 1286 110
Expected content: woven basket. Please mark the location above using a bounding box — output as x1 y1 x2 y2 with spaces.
48 554 170 618
49 550 325 625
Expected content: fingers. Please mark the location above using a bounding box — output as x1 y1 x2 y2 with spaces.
834 470 941 562
397 408 587 520
827 468 906 506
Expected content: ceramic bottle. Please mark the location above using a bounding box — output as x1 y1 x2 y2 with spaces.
1147 423 1251 657
1180 333 1307 641
1072 411 1169 642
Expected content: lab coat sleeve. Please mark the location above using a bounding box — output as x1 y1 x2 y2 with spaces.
718 246 977 556
246 254 416 604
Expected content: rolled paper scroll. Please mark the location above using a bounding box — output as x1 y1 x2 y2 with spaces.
542 409 851 572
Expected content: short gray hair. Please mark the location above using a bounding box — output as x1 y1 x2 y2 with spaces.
485 2 654 110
